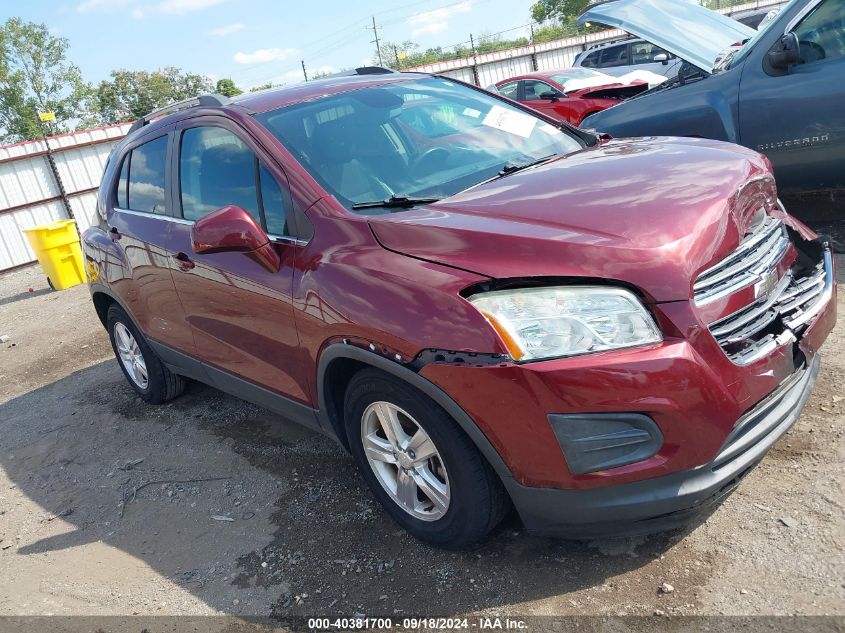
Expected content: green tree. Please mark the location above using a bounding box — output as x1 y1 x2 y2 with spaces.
531 0 591 23
215 77 242 97
248 81 278 92
377 40 420 70
0 18 91 143
90 67 214 124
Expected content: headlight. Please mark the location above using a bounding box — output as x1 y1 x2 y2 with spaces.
468 286 661 362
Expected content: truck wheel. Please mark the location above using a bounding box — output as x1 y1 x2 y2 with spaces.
344 368 508 548
106 304 185 404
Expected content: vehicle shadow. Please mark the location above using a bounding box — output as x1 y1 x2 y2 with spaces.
0 361 712 618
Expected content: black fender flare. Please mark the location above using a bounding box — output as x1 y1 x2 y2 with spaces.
316 343 515 481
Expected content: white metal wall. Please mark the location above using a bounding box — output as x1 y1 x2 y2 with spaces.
0 123 130 271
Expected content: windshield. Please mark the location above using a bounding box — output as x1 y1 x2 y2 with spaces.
723 0 801 70
256 77 584 212
549 69 613 90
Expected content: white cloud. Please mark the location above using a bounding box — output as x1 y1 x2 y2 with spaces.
131 7 144 19
209 22 245 36
411 22 449 38
407 0 472 25
234 47 300 65
157 0 225 15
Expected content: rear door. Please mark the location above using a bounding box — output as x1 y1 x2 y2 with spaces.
107 130 195 355
166 117 310 405
738 0 845 197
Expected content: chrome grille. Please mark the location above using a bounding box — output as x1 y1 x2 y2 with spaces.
694 215 789 305
708 255 831 366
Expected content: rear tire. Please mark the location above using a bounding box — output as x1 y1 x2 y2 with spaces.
106 304 185 404
344 368 509 548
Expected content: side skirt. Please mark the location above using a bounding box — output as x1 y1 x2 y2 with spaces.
148 339 326 437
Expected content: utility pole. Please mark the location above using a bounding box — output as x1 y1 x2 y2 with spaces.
301 60 308 82
469 34 480 86
368 16 384 66
35 114 74 220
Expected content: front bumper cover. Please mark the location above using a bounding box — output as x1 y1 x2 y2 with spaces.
504 353 821 539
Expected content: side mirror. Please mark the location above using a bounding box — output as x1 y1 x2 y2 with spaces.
191 205 281 272
539 91 561 102
654 53 669 65
768 32 800 70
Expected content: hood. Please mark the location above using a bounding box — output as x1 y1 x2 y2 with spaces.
562 70 665 93
368 138 778 302
577 0 755 73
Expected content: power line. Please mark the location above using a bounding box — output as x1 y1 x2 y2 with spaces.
367 16 384 66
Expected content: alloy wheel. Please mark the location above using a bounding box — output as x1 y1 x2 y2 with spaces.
360 401 450 521
114 322 149 389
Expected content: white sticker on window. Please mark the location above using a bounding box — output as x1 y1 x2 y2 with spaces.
538 123 560 136
482 105 537 138
463 107 482 118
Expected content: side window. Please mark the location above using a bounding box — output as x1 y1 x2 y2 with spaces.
116 154 129 208
631 42 661 64
127 136 168 214
180 126 292 236
258 165 288 236
580 51 600 68
523 80 557 101
793 0 845 64
599 44 629 67
497 81 518 99
180 127 260 223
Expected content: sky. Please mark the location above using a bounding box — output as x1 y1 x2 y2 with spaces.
2 0 537 90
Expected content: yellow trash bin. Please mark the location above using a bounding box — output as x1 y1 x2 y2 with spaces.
21 219 86 290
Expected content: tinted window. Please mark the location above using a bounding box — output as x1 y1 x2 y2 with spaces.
180 126 291 235
116 154 129 208
259 165 288 236
599 44 629 67
523 80 557 101
180 127 260 222
127 136 168 214
794 0 845 64
497 81 518 99
581 51 600 68
631 42 669 64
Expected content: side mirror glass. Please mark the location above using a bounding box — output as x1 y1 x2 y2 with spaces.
191 205 281 272
654 53 669 64
768 32 800 69
539 91 561 101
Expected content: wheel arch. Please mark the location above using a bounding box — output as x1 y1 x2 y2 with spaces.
316 344 515 482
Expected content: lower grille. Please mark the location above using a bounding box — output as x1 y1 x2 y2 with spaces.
708 249 833 365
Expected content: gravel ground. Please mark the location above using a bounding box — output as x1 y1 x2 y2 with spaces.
0 261 843 621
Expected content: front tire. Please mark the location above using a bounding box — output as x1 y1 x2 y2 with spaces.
344 368 508 548
106 304 185 404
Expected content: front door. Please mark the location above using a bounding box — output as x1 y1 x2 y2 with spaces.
739 0 845 198
166 118 309 405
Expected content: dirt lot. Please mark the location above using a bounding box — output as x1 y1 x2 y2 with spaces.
0 261 843 621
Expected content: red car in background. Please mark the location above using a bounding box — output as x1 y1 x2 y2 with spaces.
494 68 652 126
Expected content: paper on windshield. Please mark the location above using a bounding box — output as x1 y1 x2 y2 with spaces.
482 105 537 138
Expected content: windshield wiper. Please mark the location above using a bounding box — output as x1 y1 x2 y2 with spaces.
351 195 443 210
496 154 558 179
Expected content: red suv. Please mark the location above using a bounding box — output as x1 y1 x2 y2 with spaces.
82 70 836 547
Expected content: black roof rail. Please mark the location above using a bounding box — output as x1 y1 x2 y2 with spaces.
324 66 397 78
128 93 231 133
585 35 636 51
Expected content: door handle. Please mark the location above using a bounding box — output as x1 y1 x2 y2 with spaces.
109 226 121 240
173 252 195 271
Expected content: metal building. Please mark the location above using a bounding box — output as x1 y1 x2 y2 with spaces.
0 123 130 272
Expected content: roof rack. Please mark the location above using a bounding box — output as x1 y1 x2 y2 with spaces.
585 35 636 51
128 93 231 133
324 66 397 78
